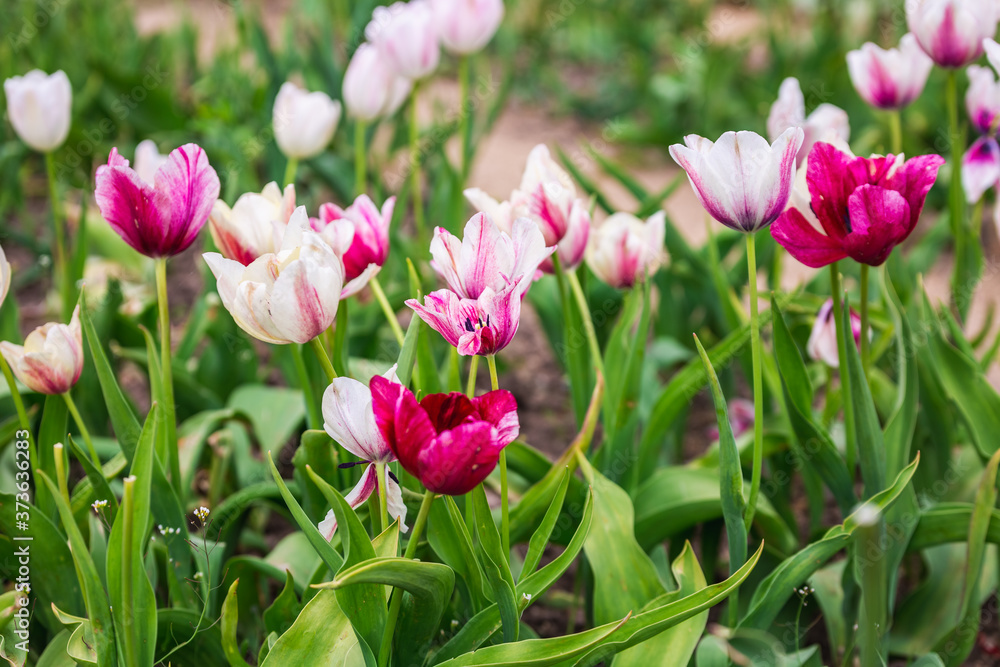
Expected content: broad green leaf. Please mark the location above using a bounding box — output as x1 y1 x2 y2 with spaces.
908 503 1000 551
520 467 571 582
221 579 252 667
473 483 520 642
228 385 305 453
881 267 918 479
0 591 27 667
33 629 74 667
65 434 118 524
50 606 96 667
261 590 364 667
427 495 489 608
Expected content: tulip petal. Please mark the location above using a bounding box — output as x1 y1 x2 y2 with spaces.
471 389 520 446
770 208 848 269
371 375 437 472
153 143 220 255
962 136 1000 205
95 149 168 256
842 185 911 266
419 392 478 432
884 153 946 232
323 376 393 462
418 421 503 495
406 290 464 349
318 463 378 540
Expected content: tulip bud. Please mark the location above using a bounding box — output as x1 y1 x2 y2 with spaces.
846 34 933 110
906 0 999 68
209 182 296 266
430 0 504 55
4 69 72 152
807 299 863 368
342 44 413 121
0 305 83 394
366 1 441 80
273 81 342 160
966 65 1000 136
586 211 666 289
0 243 10 309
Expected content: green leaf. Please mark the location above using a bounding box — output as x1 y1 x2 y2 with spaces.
520 467 571 582
65 434 119 524
228 385 306 453
473 484 520 642
38 472 117 667
881 268 918 479
221 579 252 667
260 590 364 667
427 496 489 608
50 606 97 666
908 503 1000 551
395 302 421 388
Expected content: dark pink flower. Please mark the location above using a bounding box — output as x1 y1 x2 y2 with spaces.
313 195 395 297
370 375 519 495
962 135 1000 204
770 142 944 268
407 281 520 357
95 144 220 258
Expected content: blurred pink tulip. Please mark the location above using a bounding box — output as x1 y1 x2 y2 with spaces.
209 182 296 266
367 1 440 80
962 136 1000 204
847 34 933 110
0 305 82 395
4 69 71 152
95 143 220 258
986 38 1000 72
430 0 504 55
906 0 999 68
669 128 804 233
807 299 864 368
586 211 667 289
342 43 413 121
0 244 10 309
312 195 395 297
966 65 1000 136
708 398 755 441
766 78 850 165
273 82 342 160
203 208 344 344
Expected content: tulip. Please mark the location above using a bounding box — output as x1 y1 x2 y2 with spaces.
766 78 850 165
807 299 864 368
0 244 9 309
134 140 168 186
366 0 440 80
770 142 945 268
342 43 413 122
962 136 1000 204
203 208 344 345
430 0 504 55
318 366 408 538
669 128 804 233
0 305 82 395
408 281 521 357
906 0 999 68
4 69 72 152
708 398 755 441
429 212 553 300
95 143 221 258
986 38 1000 73
966 65 1000 136
209 182 296 266
846 34 933 110
370 375 519 495
312 195 395 297
586 211 667 289
273 81 342 160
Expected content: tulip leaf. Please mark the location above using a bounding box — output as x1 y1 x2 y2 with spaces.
770 297 855 514
741 454 919 630
881 268 918 479
427 495 489 609
106 404 158 667
260 589 364 667
394 301 422 388
37 471 117 667
520 466 571 582
221 579 252 667
430 489 595 665
65 434 118 524
34 393 68 521
472 484 520 642
228 385 306 454
908 503 1000 552
49 605 97 666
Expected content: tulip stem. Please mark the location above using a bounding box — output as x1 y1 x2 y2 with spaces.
487 355 510 560
370 275 405 346
888 110 903 156
0 353 31 435
121 475 138 667
53 443 70 505
566 268 605 376
946 69 967 313
375 461 388 535
155 258 181 492
859 264 870 375
458 55 472 182
409 83 426 243
355 121 367 196
466 354 479 398
744 232 764 532
830 262 854 473
309 336 338 381
378 489 435 667
283 157 298 188
63 391 99 467
292 343 322 430
45 151 72 319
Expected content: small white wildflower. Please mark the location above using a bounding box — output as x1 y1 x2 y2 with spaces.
194 506 210 522
522 593 533 602
92 499 108 513
158 524 167 535
194 571 204 580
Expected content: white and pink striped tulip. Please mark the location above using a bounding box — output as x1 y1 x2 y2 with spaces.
367 1 440 80
586 211 666 289
766 78 849 165
906 0 999 68
0 306 83 395
847 34 933 110
209 182 296 266
312 195 395 298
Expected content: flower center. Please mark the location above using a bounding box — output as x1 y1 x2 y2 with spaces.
464 315 491 333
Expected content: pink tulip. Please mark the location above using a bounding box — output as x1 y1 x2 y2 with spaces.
4 69 71 152
203 208 344 345
962 135 1000 204
807 299 864 368
966 65 1000 136
766 78 850 165
273 82 342 160
986 38 1000 72
318 365 408 538
0 244 10 309
209 182 296 266
771 142 944 267
0 305 82 395
430 0 504 55
669 128 804 233
408 281 521 356
586 211 667 289
429 212 553 300
312 195 395 297
708 398 754 441
370 375 519 495
342 43 413 122
906 0 999 68
846 34 933 110
95 144 220 258
366 1 440 80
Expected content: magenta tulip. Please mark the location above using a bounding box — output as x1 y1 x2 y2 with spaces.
95 143 220 258
312 195 395 297
846 34 933 110
407 280 521 356
370 375 519 495
906 0 999 68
